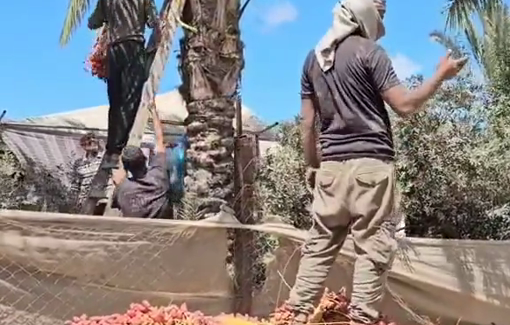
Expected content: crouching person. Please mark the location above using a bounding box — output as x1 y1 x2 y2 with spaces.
112 107 173 219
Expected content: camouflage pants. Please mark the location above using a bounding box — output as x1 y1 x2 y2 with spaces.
287 158 399 324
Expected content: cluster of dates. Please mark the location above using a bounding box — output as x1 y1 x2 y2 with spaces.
85 27 109 81
271 288 398 325
67 301 217 325
67 288 404 325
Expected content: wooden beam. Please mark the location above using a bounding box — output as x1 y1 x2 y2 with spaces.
232 134 258 314
127 0 186 147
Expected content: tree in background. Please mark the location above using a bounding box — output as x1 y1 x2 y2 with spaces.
439 0 510 114
256 117 313 229
394 75 510 239
0 140 77 213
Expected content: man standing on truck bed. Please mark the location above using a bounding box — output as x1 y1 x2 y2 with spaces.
111 106 173 219
286 0 468 324
71 132 105 212
87 0 162 169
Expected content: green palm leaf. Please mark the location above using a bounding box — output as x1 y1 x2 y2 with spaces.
429 30 474 77
444 0 489 30
443 0 495 61
481 2 510 90
429 29 465 59
443 0 510 77
59 0 91 46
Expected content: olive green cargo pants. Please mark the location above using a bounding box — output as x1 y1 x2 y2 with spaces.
288 158 399 324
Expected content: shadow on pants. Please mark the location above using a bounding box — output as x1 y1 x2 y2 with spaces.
106 40 148 155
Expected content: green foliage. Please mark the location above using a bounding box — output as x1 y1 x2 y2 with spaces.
395 75 510 239
256 117 313 229
441 0 510 95
0 141 77 213
444 0 490 34
479 1 510 95
256 75 510 239
60 0 91 46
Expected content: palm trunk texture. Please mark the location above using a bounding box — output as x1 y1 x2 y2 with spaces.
180 0 244 217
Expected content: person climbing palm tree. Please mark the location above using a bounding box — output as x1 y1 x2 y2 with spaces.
87 0 162 169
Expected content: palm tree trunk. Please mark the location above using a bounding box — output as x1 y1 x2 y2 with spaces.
180 0 243 217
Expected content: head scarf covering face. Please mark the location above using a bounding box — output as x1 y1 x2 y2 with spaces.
343 0 385 41
315 0 386 72
374 0 386 39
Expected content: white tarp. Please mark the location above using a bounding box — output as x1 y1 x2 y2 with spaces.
7 90 265 137
1 90 279 186
0 209 508 325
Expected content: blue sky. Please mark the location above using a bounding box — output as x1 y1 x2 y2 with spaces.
0 0 450 123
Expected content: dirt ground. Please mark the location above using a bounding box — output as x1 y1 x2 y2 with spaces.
0 304 64 325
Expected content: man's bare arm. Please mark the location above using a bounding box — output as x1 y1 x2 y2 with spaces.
382 74 444 117
382 52 468 117
152 105 165 154
88 0 105 30
301 98 319 169
112 168 127 186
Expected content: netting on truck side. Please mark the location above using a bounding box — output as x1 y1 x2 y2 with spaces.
0 210 509 325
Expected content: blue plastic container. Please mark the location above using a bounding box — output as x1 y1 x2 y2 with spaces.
167 135 187 202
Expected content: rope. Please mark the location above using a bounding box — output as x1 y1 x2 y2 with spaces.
1 122 185 133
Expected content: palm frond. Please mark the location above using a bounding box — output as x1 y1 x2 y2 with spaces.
480 1 510 90
429 30 474 78
176 194 204 220
429 30 465 59
239 0 253 19
443 0 496 59
59 0 91 47
444 0 489 30
442 0 510 86
463 20 483 62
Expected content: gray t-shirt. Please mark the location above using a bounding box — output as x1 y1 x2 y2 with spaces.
88 0 159 45
301 35 401 162
116 152 170 218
